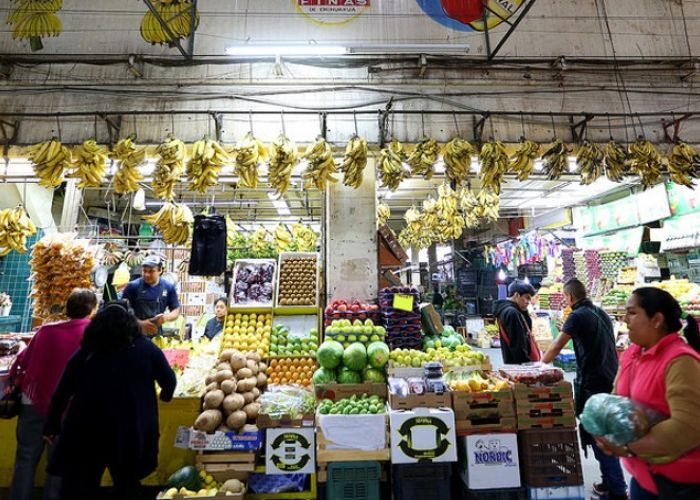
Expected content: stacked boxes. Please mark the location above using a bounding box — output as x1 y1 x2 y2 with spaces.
514 381 576 430
378 287 422 350
452 389 516 434
518 429 583 488
561 249 577 283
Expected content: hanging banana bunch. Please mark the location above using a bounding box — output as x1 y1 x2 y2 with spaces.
123 248 146 268
628 139 663 189
272 224 293 253
143 202 193 245
291 222 318 252
101 244 125 267
459 188 480 229
479 140 509 194
377 203 391 227
302 137 338 190
604 141 628 182
378 139 410 191
268 135 298 197
443 138 475 186
27 138 72 188
475 189 501 223
340 135 368 189
186 137 229 193
509 139 540 181
250 228 270 255
407 137 439 180
541 140 570 180
140 0 199 45
0 206 37 256
435 184 465 242
111 137 146 194
668 141 700 188
576 140 605 185
70 139 109 188
8 0 62 51
153 136 186 200
234 132 266 189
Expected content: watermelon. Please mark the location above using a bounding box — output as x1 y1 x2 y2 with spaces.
312 367 337 384
338 367 362 384
167 466 201 491
342 342 367 371
317 340 344 369
367 341 390 369
363 367 386 383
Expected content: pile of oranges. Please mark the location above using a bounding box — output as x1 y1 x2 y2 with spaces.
266 357 317 387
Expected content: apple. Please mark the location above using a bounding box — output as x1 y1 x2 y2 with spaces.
338 304 348 312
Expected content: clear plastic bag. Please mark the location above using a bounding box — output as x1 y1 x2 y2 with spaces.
257 384 315 419
581 393 666 446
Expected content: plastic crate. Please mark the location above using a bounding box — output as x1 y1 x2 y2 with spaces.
518 430 583 487
327 461 381 500
528 485 586 499
461 487 527 500
392 463 452 500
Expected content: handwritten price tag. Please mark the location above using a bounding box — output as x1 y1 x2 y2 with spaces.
393 294 414 312
163 348 190 370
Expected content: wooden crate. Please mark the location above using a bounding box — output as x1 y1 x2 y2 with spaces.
517 414 577 430
514 382 573 404
455 415 517 435
195 451 258 482
452 389 514 418
516 400 574 418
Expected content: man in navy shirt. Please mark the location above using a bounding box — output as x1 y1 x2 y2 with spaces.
121 255 181 336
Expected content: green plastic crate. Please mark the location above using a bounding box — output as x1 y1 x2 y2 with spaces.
327 461 381 500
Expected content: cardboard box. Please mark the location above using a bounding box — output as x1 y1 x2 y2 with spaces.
455 415 517 434
388 388 452 410
389 407 458 464
314 383 387 402
458 433 521 490
256 412 315 429
174 426 263 451
452 389 514 417
420 303 444 336
516 400 574 418
316 411 387 451
514 381 573 403
265 427 316 475
517 414 577 430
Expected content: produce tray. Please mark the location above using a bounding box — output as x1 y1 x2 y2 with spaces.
195 451 258 481
516 400 574 418
453 399 515 421
256 412 315 429
388 390 452 410
229 259 276 309
274 252 320 310
514 382 573 404
452 389 514 416
455 415 517 435
316 431 391 463
314 383 387 402
158 488 246 500
516 414 577 430
175 426 263 451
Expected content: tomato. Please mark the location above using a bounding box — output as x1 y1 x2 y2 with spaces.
440 0 485 24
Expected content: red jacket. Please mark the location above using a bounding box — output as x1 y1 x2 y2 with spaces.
616 334 700 493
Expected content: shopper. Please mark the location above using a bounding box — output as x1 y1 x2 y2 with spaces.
595 287 700 500
203 297 227 340
542 279 626 499
494 279 539 364
8 288 97 500
121 255 181 336
43 300 177 500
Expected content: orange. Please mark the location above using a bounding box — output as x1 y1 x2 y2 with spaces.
280 377 288 385
270 359 278 368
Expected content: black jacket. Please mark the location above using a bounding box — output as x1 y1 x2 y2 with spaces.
494 299 533 364
45 336 176 478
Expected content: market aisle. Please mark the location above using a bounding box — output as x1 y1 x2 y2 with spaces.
477 347 631 498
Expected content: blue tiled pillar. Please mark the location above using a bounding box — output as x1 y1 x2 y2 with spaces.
0 231 43 331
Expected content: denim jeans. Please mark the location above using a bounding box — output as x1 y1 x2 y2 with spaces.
591 440 628 496
10 404 61 500
630 478 658 500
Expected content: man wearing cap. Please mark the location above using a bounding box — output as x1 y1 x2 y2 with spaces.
121 255 181 336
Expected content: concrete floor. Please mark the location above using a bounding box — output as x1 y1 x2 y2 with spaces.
480 347 632 498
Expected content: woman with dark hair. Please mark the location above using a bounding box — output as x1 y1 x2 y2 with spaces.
43 300 177 500
595 287 700 500
203 297 227 340
9 288 97 500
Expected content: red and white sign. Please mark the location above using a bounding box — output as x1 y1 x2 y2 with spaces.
297 0 371 25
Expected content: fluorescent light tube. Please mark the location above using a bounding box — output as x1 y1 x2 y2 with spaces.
226 45 347 56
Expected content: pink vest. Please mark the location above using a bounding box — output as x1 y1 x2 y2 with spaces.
616 334 700 493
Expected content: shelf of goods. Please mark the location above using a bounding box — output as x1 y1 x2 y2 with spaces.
561 248 577 282
378 286 422 350
536 284 563 311
600 251 629 281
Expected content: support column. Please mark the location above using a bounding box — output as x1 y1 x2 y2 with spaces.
325 159 378 302
59 179 82 232
410 246 421 287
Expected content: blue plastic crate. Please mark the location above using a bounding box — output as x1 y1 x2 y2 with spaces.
528 485 585 500
327 461 381 500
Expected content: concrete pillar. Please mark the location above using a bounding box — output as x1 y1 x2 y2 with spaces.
325 159 378 302
410 246 421 286
59 179 82 232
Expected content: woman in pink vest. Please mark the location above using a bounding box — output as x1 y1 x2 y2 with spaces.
595 287 700 500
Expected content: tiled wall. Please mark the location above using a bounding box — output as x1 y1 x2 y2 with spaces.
0 231 42 331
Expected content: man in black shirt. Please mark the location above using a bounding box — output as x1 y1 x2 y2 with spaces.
543 278 626 500
494 280 537 364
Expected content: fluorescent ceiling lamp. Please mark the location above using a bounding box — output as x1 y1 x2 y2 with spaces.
226 44 346 56
270 198 291 216
346 43 470 54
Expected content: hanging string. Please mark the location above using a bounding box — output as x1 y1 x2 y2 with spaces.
93 115 98 142
353 110 358 137
281 110 287 136
420 112 425 138
132 114 138 140
248 110 254 134
636 113 646 140
452 112 460 137
207 113 212 139
519 112 526 141
489 114 495 141
55 115 62 141
170 113 175 137
550 113 557 141
607 114 614 141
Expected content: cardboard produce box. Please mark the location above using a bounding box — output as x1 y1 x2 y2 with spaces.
174 426 263 451
389 407 457 464
256 412 315 429
514 381 573 403
316 411 388 451
314 383 387 402
388 387 452 410
458 433 521 490
452 389 514 418
517 414 577 430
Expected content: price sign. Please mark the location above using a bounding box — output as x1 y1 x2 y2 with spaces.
163 348 190 370
393 294 414 312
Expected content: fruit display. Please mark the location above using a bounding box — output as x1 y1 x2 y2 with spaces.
434 183 465 242
378 286 422 350
159 465 230 499
653 277 699 301
499 365 565 386
446 370 511 393
302 137 338 190
324 319 386 348
276 255 317 306
140 0 200 45
143 202 194 246
601 285 633 312
193 349 266 433
422 325 466 351
234 132 267 189
389 345 488 369
266 357 316 387
509 139 540 181
479 140 509 194
30 233 95 321
0 206 37 256
231 261 275 306
679 287 700 317
222 312 272 358
605 140 628 182
27 138 72 188
186 138 230 193
324 298 380 327
577 140 604 185
407 137 439 180
443 137 474 186
258 385 315 420
111 137 146 194
269 324 318 358
541 140 570 180
600 251 628 280
378 139 410 191
318 394 386 415
341 135 369 189
313 340 390 384
70 139 109 188
152 337 220 398
8 0 62 50
561 248 577 282
153 136 187 200
460 188 501 228
667 141 700 188
290 222 318 252
377 203 391 226
617 267 637 284
574 250 601 288
268 135 298 197
628 139 663 189
537 283 564 311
